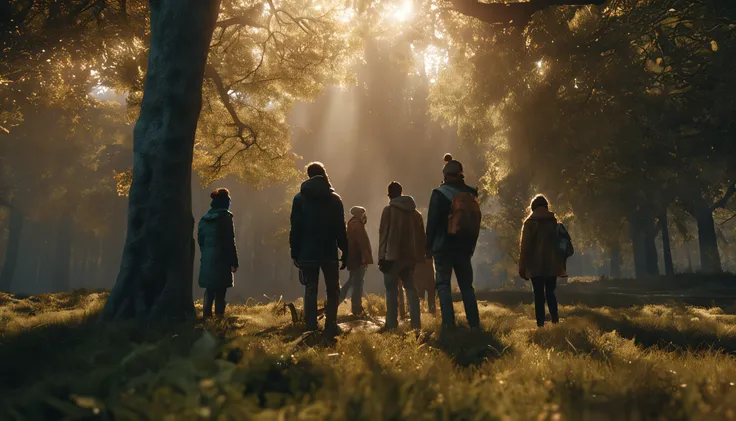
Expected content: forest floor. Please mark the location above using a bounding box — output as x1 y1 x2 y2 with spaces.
1 276 736 421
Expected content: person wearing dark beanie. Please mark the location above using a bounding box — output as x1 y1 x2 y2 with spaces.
197 187 239 319
426 153 481 329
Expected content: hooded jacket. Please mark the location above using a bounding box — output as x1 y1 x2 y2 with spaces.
425 179 479 257
379 196 426 263
197 208 239 289
289 176 348 266
519 207 566 278
346 215 373 270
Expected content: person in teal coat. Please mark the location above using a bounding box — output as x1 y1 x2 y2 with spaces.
198 188 239 319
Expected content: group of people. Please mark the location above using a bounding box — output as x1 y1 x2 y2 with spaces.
196 154 571 333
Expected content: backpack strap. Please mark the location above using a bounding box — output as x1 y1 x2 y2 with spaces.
437 184 460 202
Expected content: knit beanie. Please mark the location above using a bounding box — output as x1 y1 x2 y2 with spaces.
442 153 463 176
350 206 366 217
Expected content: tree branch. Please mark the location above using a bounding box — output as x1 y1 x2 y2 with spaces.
205 64 257 146
712 182 736 211
215 4 265 29
448 0 605 27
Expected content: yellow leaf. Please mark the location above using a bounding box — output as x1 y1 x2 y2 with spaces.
711 40 718 52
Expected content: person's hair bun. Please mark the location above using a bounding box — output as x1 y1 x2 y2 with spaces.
443 153 453 162
210 191 217 199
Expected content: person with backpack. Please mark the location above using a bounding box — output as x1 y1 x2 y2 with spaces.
339 206 373 316
518 194 572 327
198 188 239 319
425 154 481 329
378 181 426 330
289 162 348 335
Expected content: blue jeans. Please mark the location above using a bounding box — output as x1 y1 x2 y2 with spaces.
435 254 480 328
340 266 367 315
383 261 421 329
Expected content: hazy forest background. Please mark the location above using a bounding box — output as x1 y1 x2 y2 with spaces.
1 0 735 302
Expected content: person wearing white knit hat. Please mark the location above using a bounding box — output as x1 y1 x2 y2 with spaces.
339 206 373 315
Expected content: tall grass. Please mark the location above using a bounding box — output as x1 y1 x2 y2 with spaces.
1 290 735 420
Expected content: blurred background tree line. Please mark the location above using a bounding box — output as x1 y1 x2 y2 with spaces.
0 0 734 300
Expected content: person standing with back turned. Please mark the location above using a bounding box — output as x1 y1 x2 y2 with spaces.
198 188 239 319
519 194 569 327
289 162 348 335
378 181 426 330
339 206 373 316
426 154 482 329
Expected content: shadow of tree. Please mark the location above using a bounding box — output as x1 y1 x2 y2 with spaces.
566 307 736 354
429 327 511 367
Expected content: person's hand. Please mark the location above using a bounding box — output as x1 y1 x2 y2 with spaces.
518 269 528 280
231 266 238 273
378 259 393 273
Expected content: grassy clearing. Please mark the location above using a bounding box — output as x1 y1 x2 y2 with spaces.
1 289 736 420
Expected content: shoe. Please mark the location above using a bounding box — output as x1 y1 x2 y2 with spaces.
324 324 343 337
378 325 397 333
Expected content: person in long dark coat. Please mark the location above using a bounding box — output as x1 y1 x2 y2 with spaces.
198 188 239 319
289 162 348 334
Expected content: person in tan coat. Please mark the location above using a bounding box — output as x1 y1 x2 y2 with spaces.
339 206 373 315
378 181 426 329
414 257 437 314
519 194 565 327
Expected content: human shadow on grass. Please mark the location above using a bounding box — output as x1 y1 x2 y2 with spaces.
428 326 512 367
566 307 736 354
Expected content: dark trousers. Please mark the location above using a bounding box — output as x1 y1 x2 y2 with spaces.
435 254 480 328
203 288 227 318
531 277 559 327
384 262 421 329
301 262 340 331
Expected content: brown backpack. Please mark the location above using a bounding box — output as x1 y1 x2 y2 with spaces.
438 185 482 240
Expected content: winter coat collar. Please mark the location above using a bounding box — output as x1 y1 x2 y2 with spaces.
300 175 334 198
202 208 232 220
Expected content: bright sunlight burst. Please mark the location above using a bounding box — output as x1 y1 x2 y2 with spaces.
390 0 414 22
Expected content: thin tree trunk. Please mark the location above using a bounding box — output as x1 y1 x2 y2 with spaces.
101 0 222 321
660 212 674 276
0 207 24 292
54 214 73 292
695 210 723 273
609 244 621 279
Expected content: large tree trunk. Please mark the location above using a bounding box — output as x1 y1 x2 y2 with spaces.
54 213 73 292
0 207 24 292
101 0 221 321
660 212 674 277
695 210 722 273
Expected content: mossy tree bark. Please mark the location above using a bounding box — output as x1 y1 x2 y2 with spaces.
101 0 221 321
